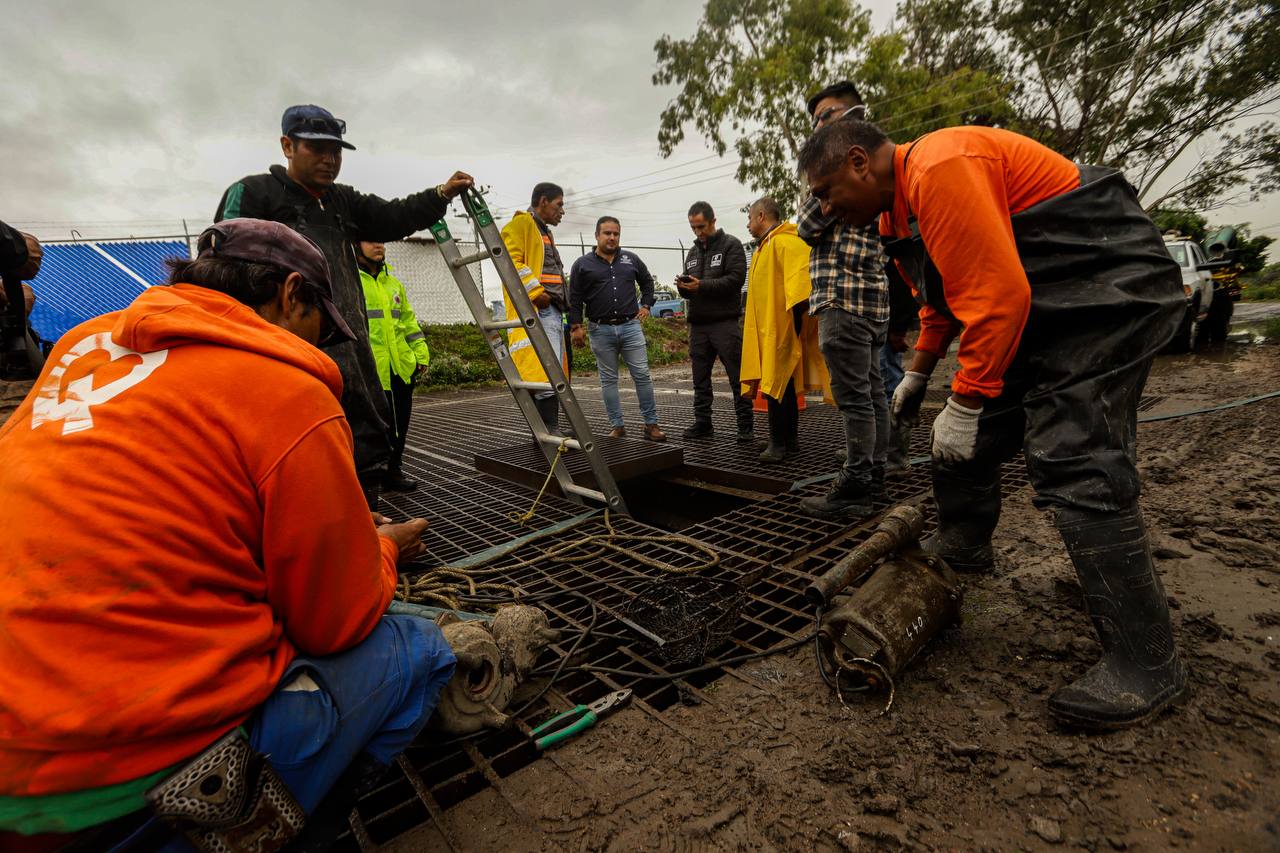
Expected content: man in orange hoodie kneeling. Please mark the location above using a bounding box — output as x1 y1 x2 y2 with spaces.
0 219 456 850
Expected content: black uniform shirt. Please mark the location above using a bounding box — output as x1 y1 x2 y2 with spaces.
568 249 655 325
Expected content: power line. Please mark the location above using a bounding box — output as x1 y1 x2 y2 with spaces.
568 152 723 195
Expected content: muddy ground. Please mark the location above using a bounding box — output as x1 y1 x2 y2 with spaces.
387 334 1280 852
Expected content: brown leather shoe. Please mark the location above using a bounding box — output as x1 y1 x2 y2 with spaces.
608 426 627 438
643 423 667 442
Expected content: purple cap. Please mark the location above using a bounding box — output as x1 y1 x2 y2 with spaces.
281 104 356 151
197 219 357 344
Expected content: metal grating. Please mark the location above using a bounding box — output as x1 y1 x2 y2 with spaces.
338 378 1050 848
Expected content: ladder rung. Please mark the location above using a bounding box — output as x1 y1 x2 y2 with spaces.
534 433 583 451
482 319 528 331
563 483 607 502
452 249 494 268
512 381 553 392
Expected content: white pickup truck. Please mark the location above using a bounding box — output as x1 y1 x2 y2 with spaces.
1162 235 1215 352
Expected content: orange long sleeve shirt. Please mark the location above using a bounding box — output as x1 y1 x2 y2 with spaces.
0 284 400 796
879 127 1080 398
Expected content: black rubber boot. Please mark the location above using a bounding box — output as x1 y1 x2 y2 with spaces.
1048 506 1187 731
682 420 714 440
800 469 876 519
924 462 1002 572
533 395 560 437
759 410 791 463
382 470 418 493
885 422 911 476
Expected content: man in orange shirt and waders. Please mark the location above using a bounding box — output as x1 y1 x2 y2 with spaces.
798 121 1187 731
0 220 456 850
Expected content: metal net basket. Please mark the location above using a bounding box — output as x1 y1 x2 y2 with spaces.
622 575 745 666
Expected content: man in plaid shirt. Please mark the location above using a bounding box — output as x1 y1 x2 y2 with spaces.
797 80 892 519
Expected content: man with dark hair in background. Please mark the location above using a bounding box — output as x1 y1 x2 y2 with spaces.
798 117 1186 730
678 200 753 443
796 81 894 519
502 182 572 435
215 103 473 507
569 216 665 441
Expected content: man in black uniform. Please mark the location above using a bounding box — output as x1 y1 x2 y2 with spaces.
678 201 753 443
215 104 472 506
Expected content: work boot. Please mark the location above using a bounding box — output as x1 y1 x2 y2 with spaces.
1048 506 1188 731
785 434 800 454
643 423 667 443
885 433 911 477
382 470 419 493
927 460 1002 572
533 395 560 437
800 469 876 519
682 421 713 440
758 441 788 463
736 428 756 445
608 425 627 438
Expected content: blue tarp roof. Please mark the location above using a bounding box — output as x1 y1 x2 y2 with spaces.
27 240 189 343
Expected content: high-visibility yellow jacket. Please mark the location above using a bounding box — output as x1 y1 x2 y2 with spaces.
500 211 566 384
741 222 831 402
359 263 430 390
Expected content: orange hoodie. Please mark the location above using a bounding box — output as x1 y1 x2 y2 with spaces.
0 284 400 796
879 126 1080 399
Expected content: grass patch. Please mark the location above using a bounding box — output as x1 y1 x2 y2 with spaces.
419 317 690 391
1260 317 1280 342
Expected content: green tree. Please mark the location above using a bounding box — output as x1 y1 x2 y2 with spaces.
990 0 1280 211
1150 208 1209 242
653 0 1279 214
652 0 1009 213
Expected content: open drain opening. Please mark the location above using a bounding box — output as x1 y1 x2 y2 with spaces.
618 470 760 531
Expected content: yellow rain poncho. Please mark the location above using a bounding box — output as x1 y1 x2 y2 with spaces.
740 222 831 402
501 210 567 385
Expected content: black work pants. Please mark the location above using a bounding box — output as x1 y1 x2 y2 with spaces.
689 317 754 431
385 373 415 475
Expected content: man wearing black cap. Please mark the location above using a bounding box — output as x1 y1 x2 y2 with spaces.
216 104 474 504
0 218 457 849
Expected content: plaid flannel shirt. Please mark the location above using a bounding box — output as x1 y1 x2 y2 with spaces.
796 195 889 322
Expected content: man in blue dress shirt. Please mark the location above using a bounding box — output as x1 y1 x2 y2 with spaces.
569 217 666 441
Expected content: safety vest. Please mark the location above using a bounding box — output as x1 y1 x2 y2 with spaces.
359 263 430 390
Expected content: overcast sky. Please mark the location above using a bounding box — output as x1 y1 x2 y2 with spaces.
2 0 1275 285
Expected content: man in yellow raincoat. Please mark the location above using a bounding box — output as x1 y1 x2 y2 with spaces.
740 197 830 463
501 182 570 434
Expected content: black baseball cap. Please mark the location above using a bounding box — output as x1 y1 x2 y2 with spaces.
281 104 356 151
197 219 357 344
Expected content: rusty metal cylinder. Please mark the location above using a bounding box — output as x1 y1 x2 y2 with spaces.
818 552 961 689
804 504 925 607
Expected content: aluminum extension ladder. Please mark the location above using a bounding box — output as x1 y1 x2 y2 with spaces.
429 187 628 514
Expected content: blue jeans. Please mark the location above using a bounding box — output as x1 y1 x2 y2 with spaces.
249 614 456 811
109 615 455 851
588 318 658 427
880 339 905 405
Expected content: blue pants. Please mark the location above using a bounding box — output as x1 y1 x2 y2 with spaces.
111 615 455 851
880 339 904 405
249 614 456 811
588 318 658 427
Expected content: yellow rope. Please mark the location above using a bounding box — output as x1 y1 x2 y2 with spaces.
508 438 570 527
397 510 721 611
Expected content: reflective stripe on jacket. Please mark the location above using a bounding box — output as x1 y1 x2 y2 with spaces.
359 263 430 390
501 211 568 383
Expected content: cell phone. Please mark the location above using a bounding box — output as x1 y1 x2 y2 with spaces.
677 275 693 283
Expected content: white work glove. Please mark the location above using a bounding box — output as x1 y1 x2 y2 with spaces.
891 370 929 429
931 398 983 463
